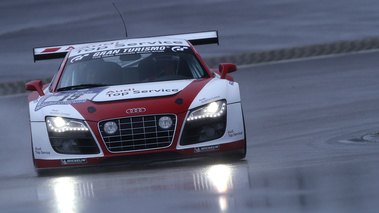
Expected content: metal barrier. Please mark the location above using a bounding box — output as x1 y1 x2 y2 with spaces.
204 37 379 68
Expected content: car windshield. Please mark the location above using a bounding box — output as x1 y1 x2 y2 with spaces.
57 47 209 91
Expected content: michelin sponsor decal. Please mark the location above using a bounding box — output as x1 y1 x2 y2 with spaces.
61 158 87 165
194 145 220 153
34 87 105 111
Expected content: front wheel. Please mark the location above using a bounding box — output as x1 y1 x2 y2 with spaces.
236 106 247 159
30 140 37 169
226 107 247 160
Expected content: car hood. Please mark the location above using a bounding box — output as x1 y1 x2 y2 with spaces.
29 78 224 122
92 80 194 102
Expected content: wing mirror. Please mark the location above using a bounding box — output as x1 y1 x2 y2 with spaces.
219 63 237 79
26 80 45 96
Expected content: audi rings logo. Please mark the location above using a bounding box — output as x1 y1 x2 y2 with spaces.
126 107 146 114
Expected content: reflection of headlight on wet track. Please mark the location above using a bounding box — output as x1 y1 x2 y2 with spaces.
192 164 233 212
193 164 233 194
218 196 229 212
43 177 95 213
207 165 232 193
53 177 77 213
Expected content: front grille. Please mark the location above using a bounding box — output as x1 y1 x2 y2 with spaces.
99 115 176 152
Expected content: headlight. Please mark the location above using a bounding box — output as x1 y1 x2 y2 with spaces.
46 117 89 132
187 100 226 121
180 100 227 145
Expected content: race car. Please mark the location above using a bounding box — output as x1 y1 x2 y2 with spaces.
26 31 246 171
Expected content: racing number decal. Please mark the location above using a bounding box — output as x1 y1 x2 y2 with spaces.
34 88 106 111
58 94 83 102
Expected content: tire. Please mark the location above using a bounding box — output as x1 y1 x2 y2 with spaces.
237 105 247 159
226 105 247 160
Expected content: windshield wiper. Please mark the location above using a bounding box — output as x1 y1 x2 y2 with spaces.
57 84 109 91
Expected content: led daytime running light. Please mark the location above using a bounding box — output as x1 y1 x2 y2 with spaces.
46 117 89 133
187 101 226 121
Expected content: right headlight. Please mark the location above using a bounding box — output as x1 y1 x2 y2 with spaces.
46 116 89 133
187 100 226 121
45 117 99 154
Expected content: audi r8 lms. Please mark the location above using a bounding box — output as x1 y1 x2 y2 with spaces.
26 31 246 171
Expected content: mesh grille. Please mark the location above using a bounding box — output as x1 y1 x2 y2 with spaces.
99 115 176 152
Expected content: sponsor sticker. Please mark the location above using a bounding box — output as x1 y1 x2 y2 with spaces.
228 130 243 137
70 54 89 63
199 96 221 103
49 109 70 117
61 158 87 165
70 45 191 62
194 145 220 153
92 80 193 102
171 46 188 52
34 147 50 155
105 88 179 98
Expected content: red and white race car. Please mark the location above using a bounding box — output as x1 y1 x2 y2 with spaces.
26 31 246 171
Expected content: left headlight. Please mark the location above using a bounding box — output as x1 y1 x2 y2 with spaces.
187 100 226 121
46 116 89 132
180 100 227 146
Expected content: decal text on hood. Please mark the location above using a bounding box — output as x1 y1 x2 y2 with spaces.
33 80 195 110
105 88 179 97
92 80 193 102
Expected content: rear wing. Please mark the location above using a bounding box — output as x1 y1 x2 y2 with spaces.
33 30 218 61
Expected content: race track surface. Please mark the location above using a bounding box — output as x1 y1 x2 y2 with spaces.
1 51 379 213
2 1 379 212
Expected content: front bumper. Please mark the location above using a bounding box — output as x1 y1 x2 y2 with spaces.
31 102 245 169
34 139 246 169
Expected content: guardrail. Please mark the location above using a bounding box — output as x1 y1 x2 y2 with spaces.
204 36 379 68
2 36 379 96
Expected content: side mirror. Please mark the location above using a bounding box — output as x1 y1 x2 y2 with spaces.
219 63 237 79
26 80 45 96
